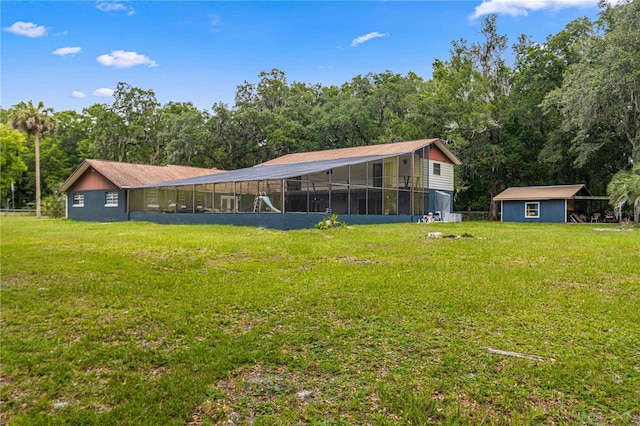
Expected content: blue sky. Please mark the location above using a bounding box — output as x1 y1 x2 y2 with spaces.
1 1 606 113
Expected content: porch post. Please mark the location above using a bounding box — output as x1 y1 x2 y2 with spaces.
281 179 285 214
348 165 351 215
410 153 415 216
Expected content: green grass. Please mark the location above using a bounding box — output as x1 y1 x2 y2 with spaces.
1 217 639 425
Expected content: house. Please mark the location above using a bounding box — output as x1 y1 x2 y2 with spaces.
61 139 462 229
493 185 609 223
58 159 222 222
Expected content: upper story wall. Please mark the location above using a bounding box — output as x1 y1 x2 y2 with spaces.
424 160 455 191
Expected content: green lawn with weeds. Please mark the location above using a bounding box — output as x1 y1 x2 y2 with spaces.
1 217 639 425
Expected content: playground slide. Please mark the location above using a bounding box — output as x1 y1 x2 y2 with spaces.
259 196 281 213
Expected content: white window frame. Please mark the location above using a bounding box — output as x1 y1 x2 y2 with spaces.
105 191 118 207
72 193 84 207
433 163 441 176
525 202 540 218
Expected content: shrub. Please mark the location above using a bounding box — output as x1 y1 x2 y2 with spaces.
316 213 346 229
42 193 65 218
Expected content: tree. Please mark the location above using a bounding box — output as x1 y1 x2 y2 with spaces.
160 102 210 166
0 124 28 208
428 15 512 219
512 18 594 187
9 101 58 218
544 0 640 167
607 165 640 223
84 83 161 164
110 82 161 163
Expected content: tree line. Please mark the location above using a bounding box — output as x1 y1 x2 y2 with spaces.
2 1 639 220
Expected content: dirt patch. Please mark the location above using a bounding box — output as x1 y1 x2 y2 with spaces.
338 256 377 264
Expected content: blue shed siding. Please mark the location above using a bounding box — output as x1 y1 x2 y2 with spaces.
501 199 566 223
67 190 129 222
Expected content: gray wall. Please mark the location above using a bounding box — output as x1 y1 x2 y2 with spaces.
67 190 129 222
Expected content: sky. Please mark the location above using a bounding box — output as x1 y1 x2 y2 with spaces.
1 1 607 113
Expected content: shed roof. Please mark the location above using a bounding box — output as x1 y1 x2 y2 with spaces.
493 185 591 201
59 159 221 192
259 138 462 166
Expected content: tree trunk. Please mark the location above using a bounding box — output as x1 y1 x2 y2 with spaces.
35 131 41 219
488 198 499 221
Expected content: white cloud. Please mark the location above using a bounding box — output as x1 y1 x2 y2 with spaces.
71 91 87 98
93 88 115 97
96 1 135 15
53 46 82 56
471 0 603 18
351 32 388 47
3 21 47 38
96 50 158 68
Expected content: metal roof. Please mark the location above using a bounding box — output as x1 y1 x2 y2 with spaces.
259 138 462 166
493 185 591 201
59 159 221 192
142 154 393 188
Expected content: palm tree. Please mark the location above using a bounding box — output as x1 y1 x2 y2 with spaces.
9 101 58 218
607 165 640 224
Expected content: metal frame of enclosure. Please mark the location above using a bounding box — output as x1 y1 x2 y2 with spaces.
130 150 435 217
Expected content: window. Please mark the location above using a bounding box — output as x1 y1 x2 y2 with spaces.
525 202 540 218
105 191 118 207
433 163 441 176
72 193 84 207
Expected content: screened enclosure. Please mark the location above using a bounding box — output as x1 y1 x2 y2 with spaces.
129 151 437 216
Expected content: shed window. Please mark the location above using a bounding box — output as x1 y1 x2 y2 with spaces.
72 193 84 207
433 163 441 176
525 202 539 218
105 191 118 207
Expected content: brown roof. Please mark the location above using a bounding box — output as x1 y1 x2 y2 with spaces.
59 159 222 192
258 139 462 166
493 185 589 201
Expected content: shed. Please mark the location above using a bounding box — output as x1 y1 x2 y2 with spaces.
493 185 609 223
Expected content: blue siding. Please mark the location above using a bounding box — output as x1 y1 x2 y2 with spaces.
67 190 129 222
501 200 566 223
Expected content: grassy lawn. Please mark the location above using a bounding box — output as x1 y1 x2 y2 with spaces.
1 217 639 425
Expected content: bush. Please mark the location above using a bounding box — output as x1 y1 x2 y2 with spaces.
316 213 346 229
42 193 65 218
